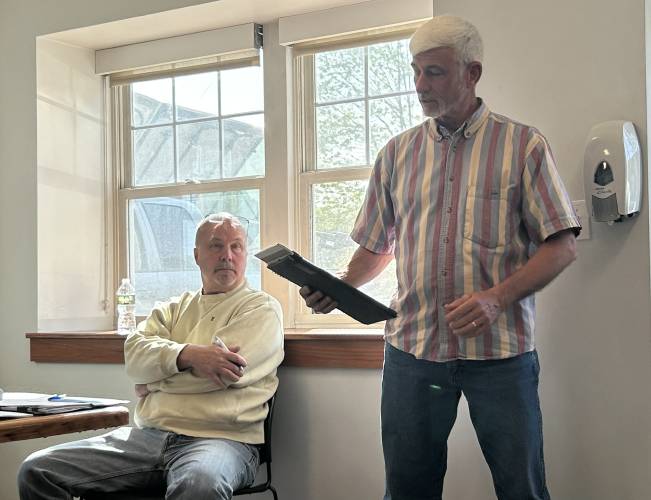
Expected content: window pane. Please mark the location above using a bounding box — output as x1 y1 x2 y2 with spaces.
316 102 366 169
132 79 173 127
368 39 415 96
223 113 265 178
220 66 264 116
133 126 174 186
177 120 221 181
315 47 365 103
369 94 423 157
175 72 219 121
129 190 261 315
312 180 396 308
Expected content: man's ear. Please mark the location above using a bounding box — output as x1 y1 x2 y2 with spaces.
194 247 199 265
466 61 482 87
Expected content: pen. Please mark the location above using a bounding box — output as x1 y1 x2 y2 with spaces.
48 394 67 401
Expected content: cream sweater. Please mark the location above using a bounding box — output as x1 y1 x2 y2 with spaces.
124 281 284 444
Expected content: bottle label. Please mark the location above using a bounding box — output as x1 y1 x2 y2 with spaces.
117 294 136 305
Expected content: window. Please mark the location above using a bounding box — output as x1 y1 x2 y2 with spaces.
113 63 265 315
294 34 424 325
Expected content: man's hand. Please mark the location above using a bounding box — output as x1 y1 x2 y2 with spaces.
299 286 338 314
299 246 394 314
444 290 502 338
134 384 150 398
177 344 247 388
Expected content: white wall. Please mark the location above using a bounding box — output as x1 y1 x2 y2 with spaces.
36 38 112 331
0 1 650 500
442 1 651 499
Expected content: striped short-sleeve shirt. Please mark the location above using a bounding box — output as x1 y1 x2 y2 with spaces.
350 100 581 361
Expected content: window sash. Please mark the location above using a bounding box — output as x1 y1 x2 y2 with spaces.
294 30 417 327
112 66 266 318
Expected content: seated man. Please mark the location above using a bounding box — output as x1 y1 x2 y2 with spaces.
18 213 284 500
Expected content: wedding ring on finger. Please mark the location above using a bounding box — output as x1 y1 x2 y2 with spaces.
471 320 479 328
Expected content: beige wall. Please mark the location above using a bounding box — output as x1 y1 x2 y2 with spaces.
36 38 112 332
0 1 649 499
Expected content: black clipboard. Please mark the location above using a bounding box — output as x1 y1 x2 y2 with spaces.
255 244 397 325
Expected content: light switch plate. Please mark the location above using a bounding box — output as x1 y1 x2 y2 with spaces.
572 200 590 240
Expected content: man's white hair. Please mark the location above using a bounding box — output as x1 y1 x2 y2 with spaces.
409 15 483 64
195 212 247 246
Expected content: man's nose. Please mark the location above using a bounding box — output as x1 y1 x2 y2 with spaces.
219 247 233 260
414 73 428 93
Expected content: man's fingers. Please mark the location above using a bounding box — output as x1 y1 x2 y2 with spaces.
220 366 243 382
320 301 338 314
299 286 337 314
449 315 488 338
303 290 325 308
209 374 226 389
445 301 477 324
444 294 471 313
225 350 247 368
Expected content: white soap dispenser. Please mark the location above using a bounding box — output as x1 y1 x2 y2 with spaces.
584 121 642 223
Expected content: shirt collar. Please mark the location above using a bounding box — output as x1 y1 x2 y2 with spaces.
432 98 490 141
199 279 248 301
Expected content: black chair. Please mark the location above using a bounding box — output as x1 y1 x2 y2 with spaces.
234 394 277 499
82 395 278 500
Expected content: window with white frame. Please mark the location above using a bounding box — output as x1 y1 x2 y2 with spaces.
113 61 265 316
294 31 424 325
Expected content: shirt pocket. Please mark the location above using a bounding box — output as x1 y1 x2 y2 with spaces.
463 192 510 249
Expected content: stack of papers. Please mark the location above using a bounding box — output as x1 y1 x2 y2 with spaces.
0 392 129 417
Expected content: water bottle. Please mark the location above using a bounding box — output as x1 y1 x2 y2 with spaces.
116 278 136 335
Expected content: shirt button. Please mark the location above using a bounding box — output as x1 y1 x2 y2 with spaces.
449 177 454 182
443 237 449 243
441 270 447 277
446 207 452 213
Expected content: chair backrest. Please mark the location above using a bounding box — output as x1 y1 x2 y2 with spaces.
258 394 276 464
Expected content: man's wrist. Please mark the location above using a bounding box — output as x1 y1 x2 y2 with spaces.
491 285 510 311
176 344 194 371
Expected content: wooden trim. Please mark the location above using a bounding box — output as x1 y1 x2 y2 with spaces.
0 406 129 443
26 329 385 368
26 331 127 364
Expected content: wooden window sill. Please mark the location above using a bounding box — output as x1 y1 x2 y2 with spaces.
25 329 385 369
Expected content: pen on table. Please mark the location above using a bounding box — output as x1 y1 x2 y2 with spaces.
48 394 67 401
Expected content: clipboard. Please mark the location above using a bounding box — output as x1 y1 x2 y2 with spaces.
255 244 397 325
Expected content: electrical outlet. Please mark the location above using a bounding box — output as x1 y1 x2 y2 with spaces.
572 200 590 240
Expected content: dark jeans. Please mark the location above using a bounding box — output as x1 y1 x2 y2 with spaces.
381 343 550 500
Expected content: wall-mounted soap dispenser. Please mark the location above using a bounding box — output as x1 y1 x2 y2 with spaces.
584 121 642 223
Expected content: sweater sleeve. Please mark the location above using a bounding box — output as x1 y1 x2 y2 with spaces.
123 298 187 384
149 294 284 394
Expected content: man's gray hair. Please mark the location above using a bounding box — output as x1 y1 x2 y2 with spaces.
195 212 247 246
409 15 483 64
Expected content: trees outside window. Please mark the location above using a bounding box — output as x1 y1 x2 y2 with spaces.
297 37 423 322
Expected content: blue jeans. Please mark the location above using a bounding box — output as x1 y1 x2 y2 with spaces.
18 426 259 500
382 343 550 500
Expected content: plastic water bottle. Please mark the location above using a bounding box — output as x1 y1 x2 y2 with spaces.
116 278 136 335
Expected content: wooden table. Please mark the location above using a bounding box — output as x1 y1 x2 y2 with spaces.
0 406 129 443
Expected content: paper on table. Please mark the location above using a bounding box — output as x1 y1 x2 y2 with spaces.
0 410 33 419
0 392 129 416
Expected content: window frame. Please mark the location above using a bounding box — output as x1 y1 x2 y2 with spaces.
293 29 420 328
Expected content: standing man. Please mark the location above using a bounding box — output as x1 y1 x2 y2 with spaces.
302 15 580 500
19 213 283 500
